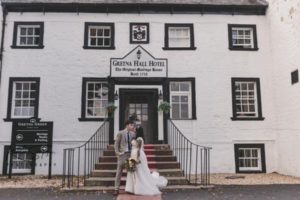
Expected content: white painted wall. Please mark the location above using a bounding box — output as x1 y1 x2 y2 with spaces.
267 0 300 177
0 11 277 175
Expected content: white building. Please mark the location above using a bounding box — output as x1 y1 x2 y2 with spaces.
0 0 298 178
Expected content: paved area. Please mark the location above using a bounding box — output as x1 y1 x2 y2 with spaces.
1 185 300 200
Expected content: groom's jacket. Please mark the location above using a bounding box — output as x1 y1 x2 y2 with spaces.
114 129 135 156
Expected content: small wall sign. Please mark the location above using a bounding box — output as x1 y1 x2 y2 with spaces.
130 23 149 44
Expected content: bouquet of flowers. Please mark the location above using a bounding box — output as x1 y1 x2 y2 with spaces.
124 158 137 172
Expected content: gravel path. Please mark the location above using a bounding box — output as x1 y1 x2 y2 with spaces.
1 185 300 200
2 173 300 189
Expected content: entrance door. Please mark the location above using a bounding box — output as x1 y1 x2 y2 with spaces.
120 89 158 144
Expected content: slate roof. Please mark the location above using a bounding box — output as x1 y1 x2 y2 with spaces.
1 0 268 6
1 0 268 15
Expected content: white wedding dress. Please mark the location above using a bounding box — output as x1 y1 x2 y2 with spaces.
125 138 168 195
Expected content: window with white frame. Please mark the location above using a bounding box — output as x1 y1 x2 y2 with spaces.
18 25 41 46
231 78 263 120
228 24 258 50
170 82 192 119
234 144 266 173
84 23 115 49
164 24 195 49
11 153 33 174
88 26 112 47
86 81 108 118
12 22 44 48
8 78 39 118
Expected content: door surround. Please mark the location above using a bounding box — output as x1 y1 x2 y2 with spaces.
113 85 164 143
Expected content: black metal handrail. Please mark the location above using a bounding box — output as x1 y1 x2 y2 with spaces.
62 120 109 188
167 119 212 186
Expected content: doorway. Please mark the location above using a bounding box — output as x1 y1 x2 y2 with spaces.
119 89 158 144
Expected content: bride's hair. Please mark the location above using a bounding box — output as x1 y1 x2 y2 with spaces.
136 137 144 161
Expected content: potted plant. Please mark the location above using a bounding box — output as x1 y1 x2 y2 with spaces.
106 102 117 118
158 101 171 114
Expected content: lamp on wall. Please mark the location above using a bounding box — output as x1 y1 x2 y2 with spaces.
136 49 142 60
114 90 119 100
158 90 163 100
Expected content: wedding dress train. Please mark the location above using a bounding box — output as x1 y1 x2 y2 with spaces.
125 138 168 195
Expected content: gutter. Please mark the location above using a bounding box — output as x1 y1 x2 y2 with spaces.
0 5 7 85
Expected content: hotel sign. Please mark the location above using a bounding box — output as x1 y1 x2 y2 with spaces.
11 118 53 153
110 46 168 77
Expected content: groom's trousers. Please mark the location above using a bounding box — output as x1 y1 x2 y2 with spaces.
115 152 130 190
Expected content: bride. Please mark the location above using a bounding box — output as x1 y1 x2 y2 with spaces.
125 137 168 195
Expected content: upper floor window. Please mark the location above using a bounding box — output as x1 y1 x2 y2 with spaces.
12 22 44 49
83 23 115 49
5 78 40 121
79 78 109 121
163 24 196 50
170 81 192 119
231 78 264 120
228 24 258 51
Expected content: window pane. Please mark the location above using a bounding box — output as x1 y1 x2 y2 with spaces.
27 28 34 35
34 28 40 35
172 96 180 102
90 28 96 36
172 104 180 119
20 37 26 45
180 83 190 91
97 29 103 36
90 38 96 46
181 104 189 118
104 38 110 46
27 37 33 45
34 37 40 45
104 29 110 36
87 100 94 107
88 83 94 91
181 96 188 103
20 28 27 35
97 39 104 46
170 82 179 91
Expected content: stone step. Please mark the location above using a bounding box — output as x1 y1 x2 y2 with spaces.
99 155 177 162
107 144 170 150
84 176 189 186
103 150 173 156
91 169 184 177
95 162 180 170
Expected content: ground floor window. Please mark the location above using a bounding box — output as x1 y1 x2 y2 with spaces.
79 78 109 121
167 78 196 120
234 143 266 173
3 146 35 175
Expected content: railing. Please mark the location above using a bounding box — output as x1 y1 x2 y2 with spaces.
62 120 109 188
167 119 212 186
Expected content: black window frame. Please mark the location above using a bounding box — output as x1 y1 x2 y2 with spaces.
163 23 196 51
291 69 299 85
79 77 109 121
234 143 266 173
167 78 196 120
4 77 40 122
228 24 258 51
83 22 115 50
231 77 264 121
11 21 44 49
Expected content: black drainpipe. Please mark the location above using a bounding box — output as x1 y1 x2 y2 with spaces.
0 5 7 85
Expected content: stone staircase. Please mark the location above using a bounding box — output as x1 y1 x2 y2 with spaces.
84 144 190 188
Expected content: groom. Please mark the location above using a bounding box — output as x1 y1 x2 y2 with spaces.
114 120 135 196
